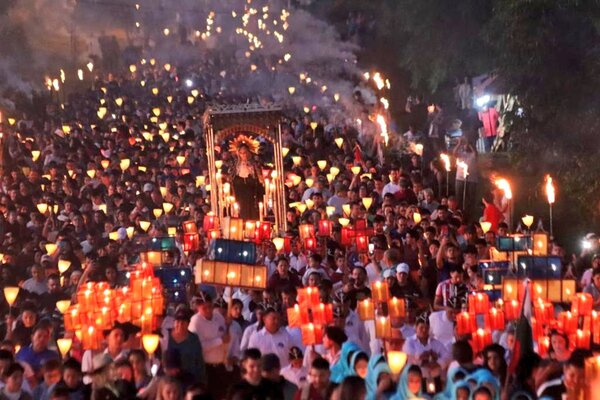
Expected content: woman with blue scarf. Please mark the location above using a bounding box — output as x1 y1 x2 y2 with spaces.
365 354 393 400
391 364 430 399
330 341 369 383
432 367 470 400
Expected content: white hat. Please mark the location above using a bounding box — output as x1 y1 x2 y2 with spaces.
396 263 410 274
143 183 154 192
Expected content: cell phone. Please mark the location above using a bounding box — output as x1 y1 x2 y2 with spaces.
368 243 374 255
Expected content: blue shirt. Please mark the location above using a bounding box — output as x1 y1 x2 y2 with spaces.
15 345 59 371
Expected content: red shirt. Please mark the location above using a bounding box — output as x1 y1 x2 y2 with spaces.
478 108 499 137
483 203 503 232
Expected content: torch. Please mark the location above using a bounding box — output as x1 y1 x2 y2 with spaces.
545 175 555 238
494 178 513 230
457 159 469 211
440 154 451 197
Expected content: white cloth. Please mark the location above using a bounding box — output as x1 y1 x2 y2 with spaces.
248 327 293 367
365 262 381 284
232 290 253 321
402 335 451 369
264 256 277 279
344 311 370 354
382 182 400 198
429 311 455 349
364 320 383 355
281 365 308 387
81 349 128 384
188 311 227 364
289 252 308 274
240 322 259 352
21 278 48 296
228 320 242 360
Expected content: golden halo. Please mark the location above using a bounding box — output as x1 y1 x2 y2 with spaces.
229 134 260 155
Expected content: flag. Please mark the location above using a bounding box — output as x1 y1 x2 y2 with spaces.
508 280 534 374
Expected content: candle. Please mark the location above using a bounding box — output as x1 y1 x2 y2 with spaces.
473 329 492 353
487 307 505 331
388 297 406 318
558 311 578 335
317 219 333 237
504 300 520 321
357 299 375 321
371 281 389 303
299 224 315 240
574 293 593 316
576 329 591 349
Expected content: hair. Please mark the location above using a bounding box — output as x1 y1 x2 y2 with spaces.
241 348 262 364
49 387 71 400
128 349 147 362
514 352 542 386
483 344 508 385
566 349 591 369
42 358 62 373
156 376 181 400
452 340 474 364
338 376 366 400
311 357 330 371
62 358 82 372
592 267 600 277
407 364 422 376
3 362 24 377
0 349 14 362
324 326 348 347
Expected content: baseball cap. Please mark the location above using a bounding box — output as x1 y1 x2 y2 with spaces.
382 268 395 279
396 263 410 274
143 183 154 193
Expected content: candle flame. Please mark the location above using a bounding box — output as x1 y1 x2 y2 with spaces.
440 154 451 172
494 178 513 200
545 175 555 204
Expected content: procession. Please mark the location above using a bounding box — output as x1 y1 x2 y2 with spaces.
0 1 598 399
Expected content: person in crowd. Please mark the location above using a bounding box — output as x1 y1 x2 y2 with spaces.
261 353 298 400
280 347 308 388
0 363 31 400
15 323 59 375
166 308 206 385
294 358 335 400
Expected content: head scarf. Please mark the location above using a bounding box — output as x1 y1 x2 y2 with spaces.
330 341 362 383
432 366 470 400
365 354 392 400
391 364 429 400
466 369 500 400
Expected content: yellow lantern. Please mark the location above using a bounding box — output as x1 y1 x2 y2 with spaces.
152 108 161 117
57 260 71 274
167 95 173 103
55 300 71 314
176 156 186 166
129 65 137 73
362 197 373 210
334 137 344 148
296 204 307 214
108 231 119 241
139 221 151 232
3 287 19 306
187 96 195 105
387 351 408 375
326 206 336 217
288 86 296 95
317 160 327 170
98 204 107 214
292 156 301 166
305 178 314 188
101 159 110 169
291 175 302 186
305 199 314 210
153 209 163 218
310 122 318 131
281 147 290 158
342 204 351 217
351 166 361 175
31 150 41 162
126 226 135 239
37 203 48 214
480 221 492 234
151 87 159 95
115 98 123 107
326 174 334 183
522 215 534 229
413 212 422 224
273 238 285 252
142 333 160 355
120 159 130 171
191 89 199 98
167 227 177 236
45 243 58 255
86 170 96 179
339 218 350 227
56 338 72 358
160 132 170 142
330 167 340 177
163 202 174 214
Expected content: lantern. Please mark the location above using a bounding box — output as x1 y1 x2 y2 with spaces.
532 233 548 256
3 287 19 306
37 203 48 214
456 312 477 336
342 204 351 217
468 293 490 315
298 287 320 308
357 299 375 321
304 237 317 252
388 297 406 318
45 243 58 255
183 233 200 252
56 300 71 314
371 281 389 303
222 217 244 240
312 303 334 325
504 300 520 321
575 329 591 350
301 323 324 345
355 236 369 253
56 338 72 358
533 301 554 325
480 221 492 234
387 351 407 375
573 293 593 316
487 307 505 331
335 138 344 148
558 311 578 335
362 197 373 210
244 221 257 240
299 224 315 241
375 316 392 339
257 222 272 241
318 220 333 237
502 278 518 302
272 237 285 252
472 329 492 353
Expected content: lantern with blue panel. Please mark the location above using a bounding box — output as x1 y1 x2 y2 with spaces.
209 239 256 265
480 260 510 301
496 235 532 252
517 256 562 279
154 267 193 303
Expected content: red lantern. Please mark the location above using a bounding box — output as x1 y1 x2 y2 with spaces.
487 307 505 331
287 304 310 327
504 300 520 321
317 219 333 237
371 281 389 303
533 301 554 325
558 311 578 335
301 323 324 345
298 287 320 308
340 227 353 246
472 329 492 354
355 219 367 230
202 215 218 232
182 220 198 233
283 236 292 253
183 233 199 252
456 312 477 336
355 235 368 253
573 293 593 316
312 303 333 325
575 329 591 349
258 222 272 241
304 237 317 252
468 293 490 315
593 311 600 344
299 224 315 240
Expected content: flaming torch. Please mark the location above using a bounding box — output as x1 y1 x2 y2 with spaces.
376 115 388 147
440 154 451 197
494 178 513 229
457 159 469 210
545 175 555 237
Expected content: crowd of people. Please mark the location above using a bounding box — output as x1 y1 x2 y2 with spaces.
0 37 594 400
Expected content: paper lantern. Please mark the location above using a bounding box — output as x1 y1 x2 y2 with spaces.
468 293 490 315
573 293 593 316
362 197 373 210
222 217 244 240
521 215 534 229
162 202 174 214
502 278 518 302
575 329 591 350
371 281 389 303
480 221 492 234
45 243 58 255
472 329 492 353
357 299 375 321
592 311 600 344
287 304 309 328
487 307 505 331
318 220 333 237
182 221 198 234
355 235 369 253
203 214 218 232
533 301 554 325
272 237 284 252
456 312 477 336
312 303 334 325
257 222 272 241
139 221 151 232
387 351 407 375
37 203 48 214
183 233 200 252
32 150 41 162
244 221 257 240
298 287 320 309
299 224 315 241
335 137 344 148
153 209 163 219
56 338 72 358
317 160 327 170
342 204 351 217
351 166 361 175
3 287 19 306
56 300 71 314
375 316 392 339
532 233 548 256
301 323 324 345
388 297 406 318
142 251 163 267
119 159 130 171
558 311 578 335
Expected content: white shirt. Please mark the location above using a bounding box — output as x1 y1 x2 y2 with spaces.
228 320 242 360
429 311 455 349
365 262 382 284
402 335 451 368
382 182 400 198
281 364 308 387
21 278 48 295
289 252 308 274
286 326 305 352
232 290 253 321
248 327 293 367
189 311 227 364
240 322 259 352
364 320 383 355
81 348 128 384
264 256 277 278
582 268 593 289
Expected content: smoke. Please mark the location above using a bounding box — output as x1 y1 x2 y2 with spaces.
0 0 376 119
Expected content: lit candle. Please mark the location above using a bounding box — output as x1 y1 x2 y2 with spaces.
371 281 389 303
375 316 392 339
357 299 375 321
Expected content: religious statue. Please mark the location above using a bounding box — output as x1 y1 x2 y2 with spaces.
229 135 264 220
